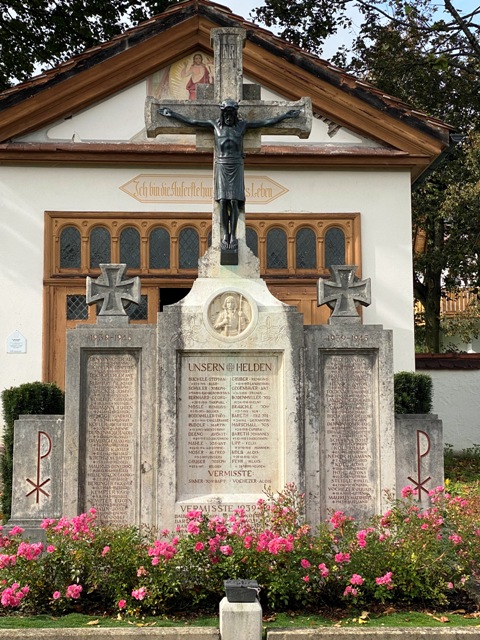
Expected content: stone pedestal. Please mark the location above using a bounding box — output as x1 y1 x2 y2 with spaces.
63 319 156 526
304 324 396 526
8 415 64 541
395 414 444 503
219 597 262 640
157 245 304 530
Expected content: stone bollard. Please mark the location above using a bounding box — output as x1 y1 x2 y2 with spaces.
220 580 262 640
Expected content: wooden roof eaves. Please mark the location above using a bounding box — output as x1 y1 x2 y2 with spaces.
0 14 209 143
0 142 431 180
0 0 452 165
241 44 449 160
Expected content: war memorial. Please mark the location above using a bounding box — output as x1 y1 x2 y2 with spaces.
8 27 444 541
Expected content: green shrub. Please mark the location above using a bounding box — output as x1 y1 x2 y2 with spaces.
394 371 433 414
1 382 65 521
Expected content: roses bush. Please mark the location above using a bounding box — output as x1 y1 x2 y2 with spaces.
0 483 478 615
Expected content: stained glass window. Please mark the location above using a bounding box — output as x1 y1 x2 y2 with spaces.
325 227 346 268
90 227 111 268
267 228 287 269
120 227 140 268
179 228 199 269
60 226 81 268
149 227 170 269
246 227 258 256
296 228 316 269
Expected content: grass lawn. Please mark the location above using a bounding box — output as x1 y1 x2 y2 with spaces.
0 609 479 630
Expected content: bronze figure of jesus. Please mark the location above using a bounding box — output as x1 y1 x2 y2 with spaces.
159 99 300 251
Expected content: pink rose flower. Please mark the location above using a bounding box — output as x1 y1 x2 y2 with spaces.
65 584 83 599
132 587 146 601
53 591 61 600
118 599 127 609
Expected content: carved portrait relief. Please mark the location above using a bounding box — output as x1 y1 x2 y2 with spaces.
204 290 257 341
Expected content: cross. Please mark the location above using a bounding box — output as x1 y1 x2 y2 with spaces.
318 265 371 324
145 28 312 151
145 28 312 265
86 264 141 316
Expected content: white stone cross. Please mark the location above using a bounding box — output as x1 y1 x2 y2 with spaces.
318 265 371 324
86 264 141 316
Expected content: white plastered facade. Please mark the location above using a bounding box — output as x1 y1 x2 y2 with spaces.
0 72 416 403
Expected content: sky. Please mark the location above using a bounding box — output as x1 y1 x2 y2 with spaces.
213 0 480 60
212 0 363 60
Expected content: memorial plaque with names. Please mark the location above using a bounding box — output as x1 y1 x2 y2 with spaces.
176 352 280 519
322 350 377 518
85 352 137 525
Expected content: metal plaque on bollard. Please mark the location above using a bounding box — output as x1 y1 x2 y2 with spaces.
224 579 259 603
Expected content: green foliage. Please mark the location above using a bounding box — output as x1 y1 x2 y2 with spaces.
0 0 176 89
394 372 433 414
253 0 480 353
0 484 479 616
1 382 65 521
444 444 480 483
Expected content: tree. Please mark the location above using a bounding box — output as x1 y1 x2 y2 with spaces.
254 0 480 69
254 0 480 352
0 0 176 90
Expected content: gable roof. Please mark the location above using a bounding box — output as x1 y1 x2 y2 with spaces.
0 0 454 180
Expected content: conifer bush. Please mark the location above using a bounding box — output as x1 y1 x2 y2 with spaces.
394 371 433 414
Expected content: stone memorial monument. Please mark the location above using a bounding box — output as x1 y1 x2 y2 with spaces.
62 264 157 526
8 26 446 538
304 265 396 525
151 27 312 530
8 415 64 540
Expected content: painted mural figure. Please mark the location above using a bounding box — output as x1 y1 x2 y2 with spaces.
181 53 212 100
159 99 300 250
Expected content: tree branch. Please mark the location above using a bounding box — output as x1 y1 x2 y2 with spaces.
444 0 480 57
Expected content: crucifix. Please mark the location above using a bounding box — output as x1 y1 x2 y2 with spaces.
145 27 312 265
86 264 141 316
317 265 371 323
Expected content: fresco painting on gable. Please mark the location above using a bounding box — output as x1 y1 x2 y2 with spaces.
147 52 214 101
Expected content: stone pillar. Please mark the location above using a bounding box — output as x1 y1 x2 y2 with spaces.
305 324 396 526
219 598 262 640
395 414 444 502
63 319 156 527
8 415 64 542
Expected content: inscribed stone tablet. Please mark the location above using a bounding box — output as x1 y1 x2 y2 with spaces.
177 353 280 513
322 351 377 518
85 352 137 525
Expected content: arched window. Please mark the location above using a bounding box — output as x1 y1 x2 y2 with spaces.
149 227 170 269
60 226 81 268
179 227 199 269
296 227 316 269
246 227 258 257
89 227 111 268
267 228 287 269
120 227 140 268
325 228 346 268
